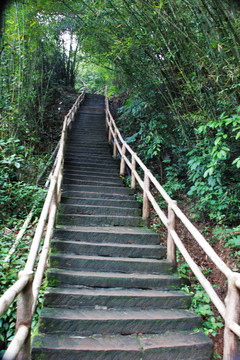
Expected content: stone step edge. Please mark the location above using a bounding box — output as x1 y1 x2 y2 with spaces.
59 204 140 211
47 268 179 280
32 330 212 353
50 253 170 265
51 239 163 251
54 225 159 235
39 306 200 322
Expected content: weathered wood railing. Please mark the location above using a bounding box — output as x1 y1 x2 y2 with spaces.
0 90 85 360
105 87 240 360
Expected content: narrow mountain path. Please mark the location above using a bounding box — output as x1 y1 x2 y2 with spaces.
32 94 213 359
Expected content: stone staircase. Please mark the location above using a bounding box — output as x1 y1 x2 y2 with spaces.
32 94 213 359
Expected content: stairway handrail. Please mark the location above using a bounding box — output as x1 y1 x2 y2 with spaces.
105 86 240 360
0 90 85 360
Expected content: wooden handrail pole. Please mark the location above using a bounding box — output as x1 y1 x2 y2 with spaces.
113 131 117 158
142 172 150 220
16 271 33 360
120 144 126 176
223 276 240 360
167 201 177 265
108 125 112 144
131 156 136 189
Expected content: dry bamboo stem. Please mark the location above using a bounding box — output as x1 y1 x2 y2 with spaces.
2 325 29 360
170 229 226 318
0 275 30 317
16 271 33 360
113 131 117 158
229 322 240 337
24 175 57 272
4 142 60 264
142 172 150 219
223 276 240 360
108 125 112 144
131 156 136 189
171 203 233 279
36 141 60 185
32 194 57 313
167 201 177 265
120 144 126 176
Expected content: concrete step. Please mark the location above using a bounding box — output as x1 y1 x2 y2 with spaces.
64 152 114 160
51 240 165 259
63 167 120 177
32 331 213 360
64 159 119 167
62 177 123 187
57 213 145 227
53 226 161 245
47 268 183 290
38 307 202 336
63 169 120 178
61 196 140 208
61 191 136 201
59 204 141 217
50 254 175 274
61 184 134 195
64 162 119 171
44 287 191 309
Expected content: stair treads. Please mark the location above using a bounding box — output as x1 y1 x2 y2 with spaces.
50 239 165 259
47 268 185 290
50 253 174 274
44 287 191 309
53 226 161 245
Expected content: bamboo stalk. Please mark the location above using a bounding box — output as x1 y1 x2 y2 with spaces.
0 275 30 317
15 271 33 360
170 229 226 318
120 143 126 176
24 175 57 273
229 322 240 337
142 171 150 220
2 325 29 360
3 142 60 264
32 192 57 314
131 156 136 189
171 203 233 279
113 131 117 158
223 276 240 360
167 201 177 265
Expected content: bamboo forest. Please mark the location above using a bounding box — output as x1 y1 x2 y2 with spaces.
0 1 240 359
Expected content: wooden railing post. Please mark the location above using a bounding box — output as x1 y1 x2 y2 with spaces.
131 156 136 189
120 144 126 176
105 111 109 131
223 276 240 360
108 125 112 144
142 171 150 220
16 271 33 360
113 131 117 159
167 200 177 265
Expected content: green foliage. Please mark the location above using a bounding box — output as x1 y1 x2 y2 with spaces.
212 226 240 260
0 223 33 351
187 134 240 224
0 138 45 227
182 283 224 337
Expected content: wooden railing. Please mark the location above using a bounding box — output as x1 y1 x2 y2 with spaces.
0 90 85 360
105 87 240 360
